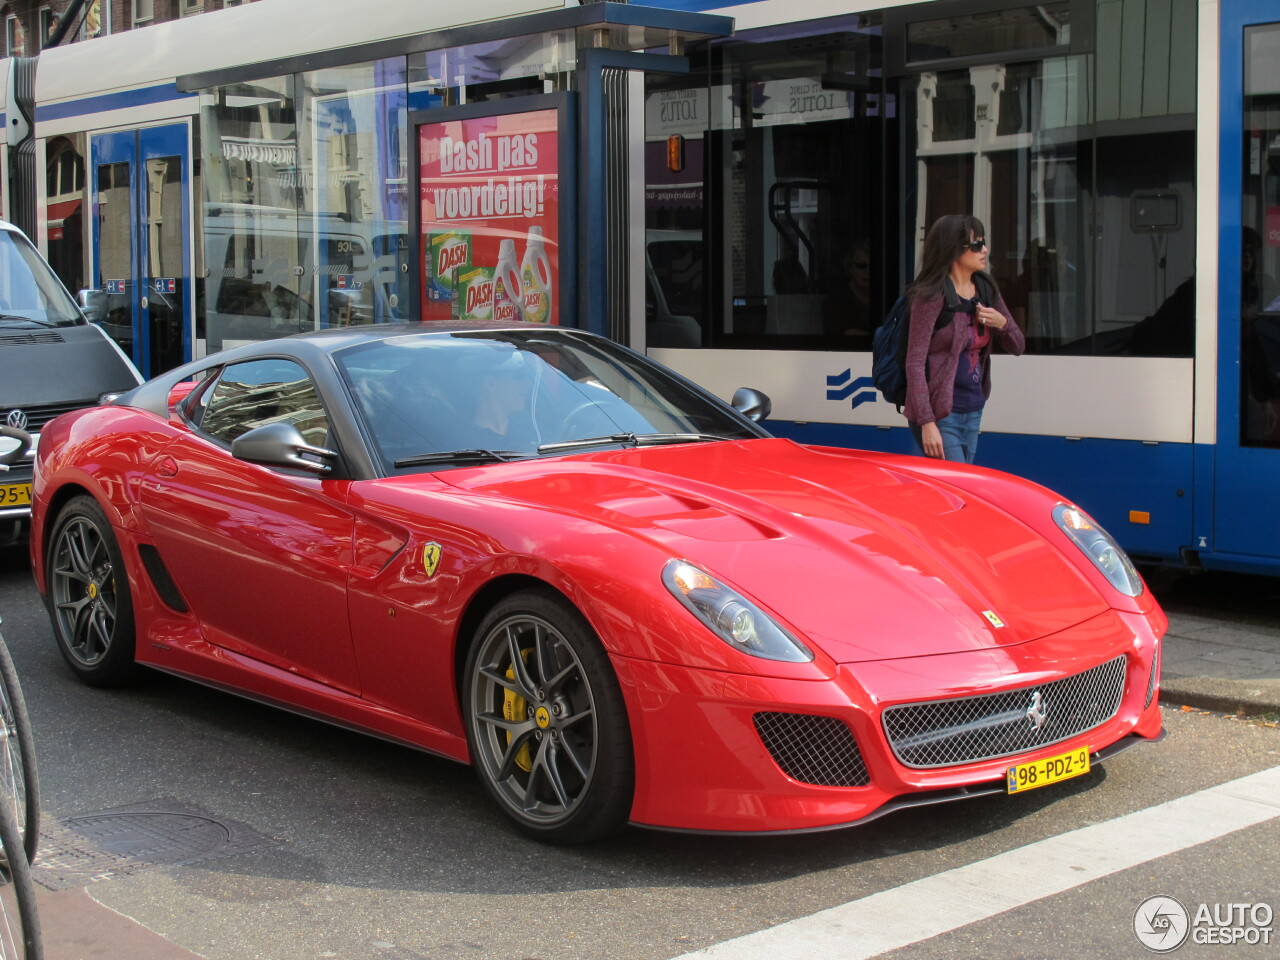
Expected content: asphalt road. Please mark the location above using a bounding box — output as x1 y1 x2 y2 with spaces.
0 547 1275 960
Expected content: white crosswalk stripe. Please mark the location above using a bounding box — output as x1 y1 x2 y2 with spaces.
674 765 1280 960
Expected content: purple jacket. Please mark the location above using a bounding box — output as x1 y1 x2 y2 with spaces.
903 286 1024 426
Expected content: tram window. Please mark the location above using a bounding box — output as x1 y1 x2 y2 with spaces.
906 2 1073 64
643 2 1196 360
44 137 87 296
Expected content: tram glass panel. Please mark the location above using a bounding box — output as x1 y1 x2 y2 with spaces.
297 58 409 329
200 75 305 351
144 155 185 372
96 161 135 358
1242 22 1280 448
45 136 87 296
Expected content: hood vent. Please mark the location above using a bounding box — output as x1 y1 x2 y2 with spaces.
0 332 66 345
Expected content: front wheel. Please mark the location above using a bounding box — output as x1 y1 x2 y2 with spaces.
463 589 633 843
0 785 43 959
45 496 138 687
0 640 39 865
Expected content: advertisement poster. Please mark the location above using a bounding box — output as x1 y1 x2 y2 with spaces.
419 107 559 324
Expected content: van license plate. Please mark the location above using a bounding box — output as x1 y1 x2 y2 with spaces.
1007 746 1090 794
0 483 32 507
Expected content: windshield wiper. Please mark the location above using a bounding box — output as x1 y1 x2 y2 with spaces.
537 433 731 454
0 314 59 327
394 449 526 468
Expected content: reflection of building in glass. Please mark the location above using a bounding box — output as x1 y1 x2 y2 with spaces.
201 376 329 447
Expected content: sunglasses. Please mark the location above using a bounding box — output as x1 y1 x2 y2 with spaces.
963 238 988 253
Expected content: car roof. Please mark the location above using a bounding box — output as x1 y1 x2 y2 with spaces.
119 321 600 417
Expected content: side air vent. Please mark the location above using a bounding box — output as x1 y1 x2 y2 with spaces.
753 712 871 787
138 545 189 613
1145 642 1161 709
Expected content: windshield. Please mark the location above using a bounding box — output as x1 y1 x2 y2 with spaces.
0 229 84 326
334 329 765 473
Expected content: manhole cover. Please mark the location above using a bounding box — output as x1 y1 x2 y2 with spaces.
32 797 280 890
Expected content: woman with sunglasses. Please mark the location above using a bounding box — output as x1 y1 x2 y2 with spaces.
903 214 1024 463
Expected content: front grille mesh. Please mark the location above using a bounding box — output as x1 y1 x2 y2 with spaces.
753 712 870 787
882 655 1128 768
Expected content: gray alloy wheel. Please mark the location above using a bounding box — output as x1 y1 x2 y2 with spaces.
46 496 137 687
464 589 633 843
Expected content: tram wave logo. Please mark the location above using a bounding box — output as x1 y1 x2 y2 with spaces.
825 369 877 409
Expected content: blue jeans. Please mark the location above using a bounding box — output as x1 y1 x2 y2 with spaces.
911 408 984 464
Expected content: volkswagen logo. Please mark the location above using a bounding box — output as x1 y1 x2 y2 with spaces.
1026 690 1048 731
5 409 28 431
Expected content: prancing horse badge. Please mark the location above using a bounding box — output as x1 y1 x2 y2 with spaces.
422 542 443 577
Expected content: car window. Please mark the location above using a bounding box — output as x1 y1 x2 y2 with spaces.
335 330 761 472
193 358 331 448
0 229 84 326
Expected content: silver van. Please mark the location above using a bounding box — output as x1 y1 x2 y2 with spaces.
0 219 142 543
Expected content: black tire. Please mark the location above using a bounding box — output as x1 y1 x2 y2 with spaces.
0 641 39 865
0 786 42 959
45 496 138 687
463 589 633 843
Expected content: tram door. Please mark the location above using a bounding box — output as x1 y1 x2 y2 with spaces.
90 124 191 379
1215 2 1280 563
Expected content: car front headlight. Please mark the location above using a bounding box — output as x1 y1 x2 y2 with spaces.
662 559 813 662
1053 503 1143 597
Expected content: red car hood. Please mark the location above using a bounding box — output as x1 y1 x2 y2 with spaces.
443 438 1109 663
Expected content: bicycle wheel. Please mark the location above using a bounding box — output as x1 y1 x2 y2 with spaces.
0 785 41 959
0 640 38 865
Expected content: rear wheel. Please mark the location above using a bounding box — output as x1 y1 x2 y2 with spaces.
45 496 138 687
463 589 633 843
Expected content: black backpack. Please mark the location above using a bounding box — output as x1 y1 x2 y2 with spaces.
871 274 993 408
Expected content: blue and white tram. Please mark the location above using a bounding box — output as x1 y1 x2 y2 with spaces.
640 0 1280 577
5 0 1280 577
6 0 733 377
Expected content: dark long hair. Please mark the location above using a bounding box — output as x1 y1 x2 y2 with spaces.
906 214 1001 305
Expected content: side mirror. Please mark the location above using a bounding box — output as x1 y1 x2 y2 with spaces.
231 421 338 475
731 387 771 423
78 289 106 324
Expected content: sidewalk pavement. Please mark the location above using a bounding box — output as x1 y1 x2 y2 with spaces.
1160 610 1280 717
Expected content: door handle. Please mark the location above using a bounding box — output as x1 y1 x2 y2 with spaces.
156 456 178 479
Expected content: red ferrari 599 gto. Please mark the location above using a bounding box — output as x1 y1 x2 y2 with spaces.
31 323 1165 842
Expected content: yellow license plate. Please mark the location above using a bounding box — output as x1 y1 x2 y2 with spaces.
0 483 32 507
1007 746 1090 794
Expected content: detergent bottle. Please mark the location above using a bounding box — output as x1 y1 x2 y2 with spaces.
520 226 553 324
492 238 523 323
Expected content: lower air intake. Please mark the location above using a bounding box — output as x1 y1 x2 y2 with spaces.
753 712 870 787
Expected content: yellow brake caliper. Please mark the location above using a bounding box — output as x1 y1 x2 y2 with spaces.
503 649 534 773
